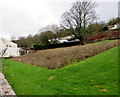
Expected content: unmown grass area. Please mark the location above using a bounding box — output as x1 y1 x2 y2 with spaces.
12 40 118 69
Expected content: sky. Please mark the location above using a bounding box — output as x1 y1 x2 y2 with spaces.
0 0 119 40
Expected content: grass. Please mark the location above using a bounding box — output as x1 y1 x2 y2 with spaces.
2 46 119 95
87 39 116 45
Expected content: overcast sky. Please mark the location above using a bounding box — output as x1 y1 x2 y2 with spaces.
0 0 119 40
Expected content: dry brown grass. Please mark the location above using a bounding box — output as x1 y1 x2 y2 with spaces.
12 40 119 69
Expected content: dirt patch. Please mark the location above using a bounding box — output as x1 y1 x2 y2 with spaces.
48 76 55 80
100 89 108 92
92 85 101 87
12 40 119 69
72 88 78 90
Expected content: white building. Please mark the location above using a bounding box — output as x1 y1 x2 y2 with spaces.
109 24 120 30
48 35 79 43
0 38 20 57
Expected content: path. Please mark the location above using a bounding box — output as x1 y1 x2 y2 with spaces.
0 72 16 96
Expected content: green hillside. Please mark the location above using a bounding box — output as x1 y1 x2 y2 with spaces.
2 46 119 95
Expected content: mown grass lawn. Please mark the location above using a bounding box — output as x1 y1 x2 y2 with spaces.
2 46 119 95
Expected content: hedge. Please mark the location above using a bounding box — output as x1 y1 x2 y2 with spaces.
33 41 80 50
33 44 47 50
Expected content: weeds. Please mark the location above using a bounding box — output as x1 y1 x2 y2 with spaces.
12 40 119 69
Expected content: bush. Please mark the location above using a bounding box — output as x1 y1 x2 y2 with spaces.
33 44 47 50
86 31 120 43
33 41 80 50
103 26 109 31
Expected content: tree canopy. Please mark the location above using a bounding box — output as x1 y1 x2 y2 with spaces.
60 0 98 45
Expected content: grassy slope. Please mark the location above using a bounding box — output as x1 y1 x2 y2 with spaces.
87 39 117 45
2 46 119 95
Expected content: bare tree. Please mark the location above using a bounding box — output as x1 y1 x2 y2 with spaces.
60 0 98 45
39 24 60 34
0 48 7 58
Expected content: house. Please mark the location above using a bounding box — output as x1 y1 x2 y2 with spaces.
109 24 120 30
0 38 20 57
48 35 79 43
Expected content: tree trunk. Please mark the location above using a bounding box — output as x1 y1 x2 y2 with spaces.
79 35 84 45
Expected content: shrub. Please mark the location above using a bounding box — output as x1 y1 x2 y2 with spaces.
33 41 80 50
86 31 120 43
33 44 47 50
103 26 109 31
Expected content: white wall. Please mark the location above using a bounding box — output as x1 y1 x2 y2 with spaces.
0 47 20 57
0 38 20 57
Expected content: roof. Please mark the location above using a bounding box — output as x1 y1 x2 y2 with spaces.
0 38 17 47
